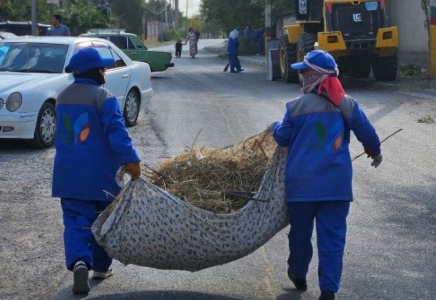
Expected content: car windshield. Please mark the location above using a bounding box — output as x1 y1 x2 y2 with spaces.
0 42 69 73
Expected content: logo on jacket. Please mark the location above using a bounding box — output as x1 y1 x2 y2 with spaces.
308 121 343 153
60 112 90 145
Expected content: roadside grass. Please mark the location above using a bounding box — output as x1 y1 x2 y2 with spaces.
417 115 435 124
396 64 436 90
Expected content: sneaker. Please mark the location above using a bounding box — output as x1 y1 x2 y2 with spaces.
92 268 114 280
288 274 307 291
72 261 90 294
237 69 244 72
319 291 335 300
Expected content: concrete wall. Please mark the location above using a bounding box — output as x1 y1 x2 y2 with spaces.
387 0 429 67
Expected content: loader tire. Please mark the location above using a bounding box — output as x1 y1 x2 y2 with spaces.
372 55 398 82
352 59 371 78
278 35 298 83
297 33 317 84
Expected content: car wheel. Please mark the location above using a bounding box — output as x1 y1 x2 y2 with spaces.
29 102 56 149
123 89 140 127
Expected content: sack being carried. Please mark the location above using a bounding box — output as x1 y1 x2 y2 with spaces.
92 130 289 272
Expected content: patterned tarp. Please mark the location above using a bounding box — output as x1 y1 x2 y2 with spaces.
92 147 289 272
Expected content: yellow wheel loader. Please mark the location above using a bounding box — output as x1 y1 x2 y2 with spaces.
278 0 398 83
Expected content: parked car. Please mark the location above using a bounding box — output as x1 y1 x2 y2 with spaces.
0 31 17 40
0 36 153 148
80 30 174 72
0 21 51 36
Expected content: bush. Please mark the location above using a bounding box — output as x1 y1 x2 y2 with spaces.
163 29 186 42
239 38 257 56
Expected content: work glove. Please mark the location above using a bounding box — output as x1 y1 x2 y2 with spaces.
364 147 382 168
125 162 142 180
370 154 383 168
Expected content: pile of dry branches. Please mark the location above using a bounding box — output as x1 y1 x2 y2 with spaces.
147 130 277 214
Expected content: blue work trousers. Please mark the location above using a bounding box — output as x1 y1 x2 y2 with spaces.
229 53 241 72
287 201 350 293
61 198 112 272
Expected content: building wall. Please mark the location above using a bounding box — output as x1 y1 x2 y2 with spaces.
388 0 429 67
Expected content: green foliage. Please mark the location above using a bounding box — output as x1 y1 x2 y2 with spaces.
201 19 222 38
239 39 257 56
398 64 422 76
0 0 51 22
201 0 264 34
63 1 111 36
201 0 294 34
417 115 435 124
110 0 145 35
0 0 192 40
163 28 182 41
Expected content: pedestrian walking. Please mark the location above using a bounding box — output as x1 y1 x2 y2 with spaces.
46 14 70 36
271 50 382 300
184 27 198 58
52 47 142 295
194 28 200 41
226 28 243 73
175 39 183 58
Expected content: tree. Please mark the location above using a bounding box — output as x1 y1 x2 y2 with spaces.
200 0 293 35
63 1 110 36
110 0 145 35
0 0 52 22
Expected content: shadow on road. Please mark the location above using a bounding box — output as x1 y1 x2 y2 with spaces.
52 289 247 300
0 139 40 153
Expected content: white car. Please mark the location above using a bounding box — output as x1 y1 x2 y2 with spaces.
0 36 153 148
0 31 17 40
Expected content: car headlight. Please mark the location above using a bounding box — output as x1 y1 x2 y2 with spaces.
6 93 22 112
0 98 4 110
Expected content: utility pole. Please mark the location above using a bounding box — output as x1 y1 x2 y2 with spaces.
175 0 179 29
264 4 272 55
31 0 37 36
161 2 165 42
186 0 188 18
430 0 436 77
164 0 168 25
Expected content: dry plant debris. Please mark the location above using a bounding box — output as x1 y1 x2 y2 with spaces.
147 130 277 213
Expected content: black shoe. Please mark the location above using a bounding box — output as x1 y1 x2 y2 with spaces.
72 261 90 294
319 291 335 300
288 274 307 291
237 69 244 72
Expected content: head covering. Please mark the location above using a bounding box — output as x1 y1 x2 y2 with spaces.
66 47 114 75
229 28 240 39
291 50 345 105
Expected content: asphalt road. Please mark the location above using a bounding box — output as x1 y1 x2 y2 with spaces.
0 39 435 300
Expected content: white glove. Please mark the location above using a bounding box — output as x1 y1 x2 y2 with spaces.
371 154 382 168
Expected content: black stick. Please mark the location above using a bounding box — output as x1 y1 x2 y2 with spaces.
352 128 403 161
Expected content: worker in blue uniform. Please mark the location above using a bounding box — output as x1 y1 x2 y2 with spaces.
271 50 382 300
227 28 243 73
52 47 142 295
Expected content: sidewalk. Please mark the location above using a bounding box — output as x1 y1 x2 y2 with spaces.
204 42 267 68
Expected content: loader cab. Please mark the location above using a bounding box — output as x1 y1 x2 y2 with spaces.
325 1 386 46
294 0 324 21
